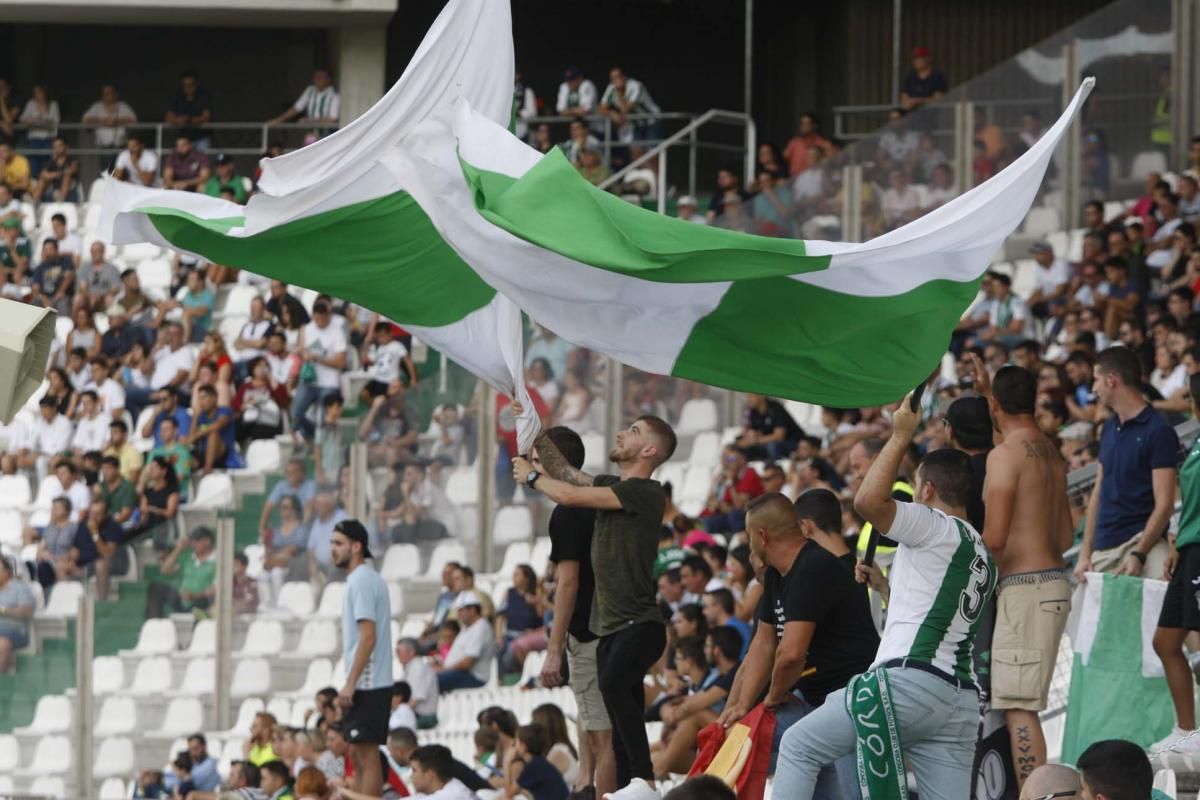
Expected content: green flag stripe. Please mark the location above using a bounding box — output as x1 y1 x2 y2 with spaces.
675 274 978 406
907 531 977 676
461 150 834 284
144 191 496 328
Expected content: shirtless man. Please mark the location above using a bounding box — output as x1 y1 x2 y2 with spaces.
972 354 1074 787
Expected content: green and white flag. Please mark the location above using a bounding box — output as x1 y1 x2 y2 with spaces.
103 0 1094 435
1061 572 1173 763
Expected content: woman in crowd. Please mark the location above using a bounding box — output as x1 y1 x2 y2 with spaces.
527 358 559 408
258 494 309 609
65 307 101 362
189 331 234 408
532 704 579 788
553 368 591 429
42 366 76 418
135 455 181 551
233 356 287 447
498 564 548 676
726 544 761 622
294 765 330 800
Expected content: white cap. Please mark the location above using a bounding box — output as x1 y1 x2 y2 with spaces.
452 590 483 611
677 195 698 207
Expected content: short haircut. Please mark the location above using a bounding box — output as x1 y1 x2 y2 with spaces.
793 487 842 534
100 455 120 468
705 588 735 615
1065 350 1094 368
312 300 330 315
543 426 585 469
322 391 344 409
389 727 418 749
398 636 419 651
234 552 248 567
744 491 801 534
1095 346 1142 388
39 395 57 409
392 681 412 702
260 760 290 783
316 687 338 706
709 626 743 663
1104 256 1128 271
187 733 207 748
473 726 499 752
51 213 66 226
992 366 1037 415
458 564 474 580
239 760 262 788
636 415 677 466
681 554 712 580
517 723 549 757
197 384 217 399
661 567 682 584
173 752 193 772
478 706 517 737
663 775 737 800
1076 739 1151 800
411 745 455 781
916 448 975 509
674 635 706 668
858 438 885 459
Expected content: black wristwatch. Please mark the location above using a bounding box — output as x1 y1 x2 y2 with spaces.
526 470 541 488
1130 550 1147 564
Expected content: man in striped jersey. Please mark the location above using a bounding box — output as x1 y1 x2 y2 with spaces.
269 68 341 127
774 394 997 800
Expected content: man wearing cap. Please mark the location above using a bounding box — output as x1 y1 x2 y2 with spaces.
1027 242 1071 321
145 526 218 618
204 154 252 204
435 590 496 693
557 67 598 119
900 46 947 112
675 196 706 226
331 518 392 797
972 362 1073 787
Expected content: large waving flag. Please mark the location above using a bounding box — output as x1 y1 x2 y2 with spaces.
102 0 1094 413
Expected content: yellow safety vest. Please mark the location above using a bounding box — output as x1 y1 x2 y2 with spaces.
855 479 915 559
1151 95 1172 146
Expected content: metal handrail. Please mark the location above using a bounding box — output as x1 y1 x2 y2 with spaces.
597 109 756 213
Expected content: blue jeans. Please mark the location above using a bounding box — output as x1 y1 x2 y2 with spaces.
774 668 979 800
290 384 338 441
772 696 858 800
437 669 485 693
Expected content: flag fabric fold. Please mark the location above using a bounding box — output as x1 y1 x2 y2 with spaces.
101 0 1095 417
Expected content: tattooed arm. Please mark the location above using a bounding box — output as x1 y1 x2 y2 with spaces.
533 430 595 487
513 455 621 510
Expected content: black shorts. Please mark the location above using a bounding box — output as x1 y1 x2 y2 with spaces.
1159 544 1200 630
341 686 392 744
364 380 390 398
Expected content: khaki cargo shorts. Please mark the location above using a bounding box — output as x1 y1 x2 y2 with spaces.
991 573 1072 712
566 634 611 731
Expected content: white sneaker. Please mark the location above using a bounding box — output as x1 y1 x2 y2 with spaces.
1172 728 1200 754
1151 726 1186 753
603 779 661 800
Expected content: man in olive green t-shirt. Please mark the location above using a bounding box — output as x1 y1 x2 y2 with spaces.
1153 372 1200 753
144 526 217 618
513 412 677 797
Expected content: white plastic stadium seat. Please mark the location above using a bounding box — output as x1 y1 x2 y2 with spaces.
581 432 606 473
277 582 315 616
40 582 83 618
222 285 260 318
315 582 346 620
687 431 721 468
677 398 718 436
93 737 135 778
288 658 333 699
388 582 405 617
530 537 553 570
121 242 163 263
266 697 291 723
1022 206 1061 237
93 655 126 695
231 658 272 698
243 439 282 473
184 618 216 657
493 505 533 545
222 699 265 737
0 474 32 508
1130 150 1168 179
131 618 178 655
125 656 173 696
0 509 22 550
235 619 284 657
16 735 71 776
424 542 466 579
381 544 421 581
192 473 234 507
285 620 338 658
444 468 478 505
136 257 174 293
94 696 137 736
170 657 215 696
147 698 204 738
497 542 531 577
29 777 67 796
0 733 18 771
99 777 127 799
15 694 71 735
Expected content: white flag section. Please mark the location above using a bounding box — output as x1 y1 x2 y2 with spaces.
98 0 543 453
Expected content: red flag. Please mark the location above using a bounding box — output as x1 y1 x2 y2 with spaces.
688 705 776 800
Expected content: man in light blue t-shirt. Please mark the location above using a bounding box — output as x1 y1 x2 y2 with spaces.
332 518 392 798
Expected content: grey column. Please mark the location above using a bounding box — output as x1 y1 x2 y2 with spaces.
478 384 497 573
335 24 387 127
74 591 95 800
213 513 235 731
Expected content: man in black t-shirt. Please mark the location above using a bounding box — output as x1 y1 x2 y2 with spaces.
538 426 615 800
718 491 877 797
737 394 805 462
514 413 678 798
